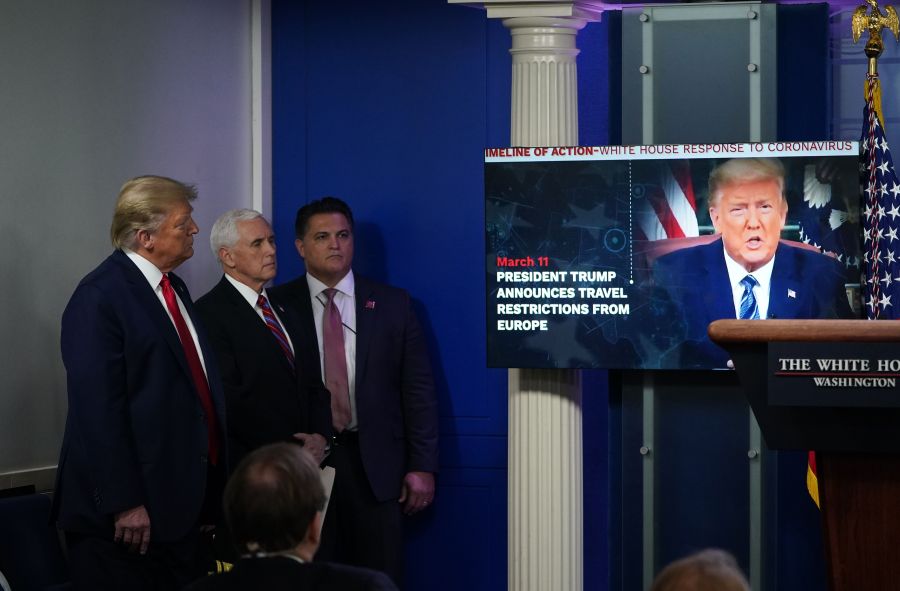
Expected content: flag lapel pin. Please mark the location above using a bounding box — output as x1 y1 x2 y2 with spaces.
788 289 797 299
365 300 376 310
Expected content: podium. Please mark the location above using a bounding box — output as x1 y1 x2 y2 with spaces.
709 319 900 591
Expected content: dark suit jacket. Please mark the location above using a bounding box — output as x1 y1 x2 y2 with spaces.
52 250 227 542
653 238 855 368
271 274 439 501
185 556 398 591
195 276 332 467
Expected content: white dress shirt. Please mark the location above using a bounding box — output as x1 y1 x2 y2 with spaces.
722 246 776 319
124 249 208 375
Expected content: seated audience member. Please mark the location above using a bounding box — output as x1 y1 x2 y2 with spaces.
650 548 750 591
186 443 397 591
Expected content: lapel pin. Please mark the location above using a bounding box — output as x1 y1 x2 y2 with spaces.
788 289 797 299
365 300 376 310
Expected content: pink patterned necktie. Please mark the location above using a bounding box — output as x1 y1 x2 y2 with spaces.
257 294 295 371
323 288 351 431
160 274 219 465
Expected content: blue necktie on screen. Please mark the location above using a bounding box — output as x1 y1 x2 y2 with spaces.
739 275 760 320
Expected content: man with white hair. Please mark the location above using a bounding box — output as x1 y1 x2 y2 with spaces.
196 209 331 470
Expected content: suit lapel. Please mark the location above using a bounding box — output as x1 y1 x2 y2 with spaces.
112 251 194 381
219 277 296 375
768 243 801 319
354 277 376 381
701 240 737 321
271 275 324 381
176 273 230 428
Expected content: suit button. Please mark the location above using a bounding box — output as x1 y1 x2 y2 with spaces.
200 455 208 465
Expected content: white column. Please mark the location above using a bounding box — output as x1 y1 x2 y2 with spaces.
509 368 583 591
507 16 586 147
505 16 588 591
449 3 600 589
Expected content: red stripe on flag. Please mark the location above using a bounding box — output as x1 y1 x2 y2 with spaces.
670 160 697 211
646 186 687 239
807 450 819 508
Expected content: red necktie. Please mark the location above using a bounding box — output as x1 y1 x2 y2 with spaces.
160 274 219 465
323 288 351 431
257 294 295 371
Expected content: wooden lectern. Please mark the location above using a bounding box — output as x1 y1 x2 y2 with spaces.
709 319 900 591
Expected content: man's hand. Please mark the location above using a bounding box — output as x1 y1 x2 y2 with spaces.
294 432 327 464
114 505 151 555
399 471 435 515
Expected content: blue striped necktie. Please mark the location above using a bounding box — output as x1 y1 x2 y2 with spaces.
739 275 760 320
257 294 295 370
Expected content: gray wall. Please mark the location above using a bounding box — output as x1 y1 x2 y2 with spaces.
0 1 253 480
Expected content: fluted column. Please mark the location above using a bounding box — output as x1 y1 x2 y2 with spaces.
507 17 585 146
509 368 583 591
506 16 586 591
449 2 598 588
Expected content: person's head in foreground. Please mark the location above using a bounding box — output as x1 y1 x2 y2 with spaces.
224 442 327 560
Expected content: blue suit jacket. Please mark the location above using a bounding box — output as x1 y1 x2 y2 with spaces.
52 250 227 541
653 238 855 369
271 274 439 501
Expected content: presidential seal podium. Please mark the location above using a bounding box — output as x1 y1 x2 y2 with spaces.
709 319 900 591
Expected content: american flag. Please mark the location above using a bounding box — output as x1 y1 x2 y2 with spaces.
636 160 699 240
810 73 900 510
861 75 900 320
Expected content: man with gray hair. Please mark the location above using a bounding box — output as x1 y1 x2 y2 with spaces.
52 176 227 589
196 209 330 470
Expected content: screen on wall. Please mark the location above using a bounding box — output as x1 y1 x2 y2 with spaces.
485 142 862 370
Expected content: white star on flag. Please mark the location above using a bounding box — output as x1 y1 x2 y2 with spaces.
862 75 900 319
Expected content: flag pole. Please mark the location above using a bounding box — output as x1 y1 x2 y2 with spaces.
851 0 899 77
809 0 900 508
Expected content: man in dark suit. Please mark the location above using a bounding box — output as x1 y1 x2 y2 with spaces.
53 176 227 589
186 442 397 591
271 197 439 585
653 158 854 368
196 209 331 469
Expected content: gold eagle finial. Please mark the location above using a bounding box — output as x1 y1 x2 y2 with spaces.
852 0 900 74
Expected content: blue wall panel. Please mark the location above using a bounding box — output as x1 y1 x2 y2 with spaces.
271 2 513 589
272 2 612 588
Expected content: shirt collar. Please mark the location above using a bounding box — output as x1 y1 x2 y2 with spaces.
123 248 165 288
306 270 355 300
722 243 776 288
224 273 270 308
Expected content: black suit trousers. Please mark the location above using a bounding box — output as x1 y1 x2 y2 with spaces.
317 438 403 587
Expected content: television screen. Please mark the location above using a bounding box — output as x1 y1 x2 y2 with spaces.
485 142 861 370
